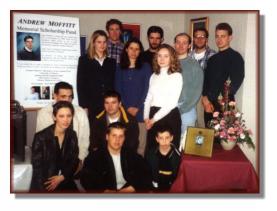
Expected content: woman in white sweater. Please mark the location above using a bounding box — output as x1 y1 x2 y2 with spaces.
144 44 183 153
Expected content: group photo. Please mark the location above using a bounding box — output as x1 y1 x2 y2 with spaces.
10 10 259 194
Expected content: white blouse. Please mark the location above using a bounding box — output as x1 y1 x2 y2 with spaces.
144 67 183 123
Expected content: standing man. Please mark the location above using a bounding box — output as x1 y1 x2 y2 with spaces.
106 19 124 64
202 23 245 126
18 35 40 61
189 28 216 128
36 81 90 173
142 26 164 66
174 33 203 144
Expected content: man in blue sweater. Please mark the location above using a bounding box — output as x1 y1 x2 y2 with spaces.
174 33 204 148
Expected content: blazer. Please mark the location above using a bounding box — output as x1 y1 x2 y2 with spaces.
30 124 79 192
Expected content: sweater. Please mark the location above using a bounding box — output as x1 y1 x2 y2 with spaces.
202 47 244 102
144 67 183 122
115 63 152 122
178 57 204 114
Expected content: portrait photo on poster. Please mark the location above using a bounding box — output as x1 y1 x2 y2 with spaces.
17 32 41 61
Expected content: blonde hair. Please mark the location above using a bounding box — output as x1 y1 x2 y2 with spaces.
87 30 108 60
152 44 181 74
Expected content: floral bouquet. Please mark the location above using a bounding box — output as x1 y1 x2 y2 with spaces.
208 80 255 149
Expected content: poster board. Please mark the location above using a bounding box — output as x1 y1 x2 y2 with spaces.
13 13 80 109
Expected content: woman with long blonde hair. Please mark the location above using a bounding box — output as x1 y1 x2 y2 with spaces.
77 30 116 129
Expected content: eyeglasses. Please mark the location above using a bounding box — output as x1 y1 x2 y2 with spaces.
194 35 206 39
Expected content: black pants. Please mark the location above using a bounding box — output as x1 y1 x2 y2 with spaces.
146 107 181 153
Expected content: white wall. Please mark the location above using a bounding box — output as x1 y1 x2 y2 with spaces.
51 11 186 49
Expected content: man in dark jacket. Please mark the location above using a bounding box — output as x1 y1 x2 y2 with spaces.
90 90 139 153
202 22 245 126
81 122 152 193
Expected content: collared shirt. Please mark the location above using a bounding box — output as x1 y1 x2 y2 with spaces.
107 39 124 64
189 46 217 70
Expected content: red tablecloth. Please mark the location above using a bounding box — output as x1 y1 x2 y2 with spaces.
170 144 259 193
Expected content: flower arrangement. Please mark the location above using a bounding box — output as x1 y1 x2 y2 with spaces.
208 80 255 149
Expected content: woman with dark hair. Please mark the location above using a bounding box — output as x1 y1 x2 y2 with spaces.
77 30 116 125
144 44 183 153
115 37 152 156
30 101 79 192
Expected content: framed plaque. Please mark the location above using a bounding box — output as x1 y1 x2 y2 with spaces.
184 127 215 158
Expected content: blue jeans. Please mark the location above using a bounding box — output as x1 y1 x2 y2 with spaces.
180 107 197 141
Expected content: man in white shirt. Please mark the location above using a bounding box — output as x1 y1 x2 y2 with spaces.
36 81 90 173
81 122 151 193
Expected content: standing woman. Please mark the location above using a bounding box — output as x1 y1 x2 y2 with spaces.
144 44 183 152
31 101 79 192
77 30 116 125
115 38 152 156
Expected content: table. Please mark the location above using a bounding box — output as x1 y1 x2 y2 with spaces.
170 144 259 193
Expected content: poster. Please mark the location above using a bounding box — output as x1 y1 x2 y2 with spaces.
13 13 80 108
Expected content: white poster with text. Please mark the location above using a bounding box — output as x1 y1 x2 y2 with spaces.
13 13 80 108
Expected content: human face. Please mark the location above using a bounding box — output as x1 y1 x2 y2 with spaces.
215 30 232 51
25 38 33 50
94 35 107 55
104 97 121 116
193 30 207 50
174 35 191 56
53 108 73 131
148 32 163 50
108 24 121 42
156 131 173 147
54 89 73 102
126 42 141 61
157 48 171 68
106 128 125 154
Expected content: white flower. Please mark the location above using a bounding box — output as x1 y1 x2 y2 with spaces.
240 133 246 139
214 124 220 130
235 112 241 118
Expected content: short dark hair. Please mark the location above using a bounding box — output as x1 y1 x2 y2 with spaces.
216 22 233 35
106 19 123 31
24 35 33 42
106 122 126 135
174 32 192 45
54 81 73 95
147 26 164 38
193 27 209 38
103 90 121 102
53 101 74 117
155 125 173 137
120 37 144 69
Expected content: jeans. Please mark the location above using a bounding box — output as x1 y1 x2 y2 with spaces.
179 107 197 150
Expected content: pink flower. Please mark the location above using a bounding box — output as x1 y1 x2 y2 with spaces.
220 131 227 139
220 120 226 126
228 127 235 134
213 112 220 118
229 101 236 106
248 129 253 135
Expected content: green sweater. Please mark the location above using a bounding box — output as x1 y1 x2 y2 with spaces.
178 56 204 114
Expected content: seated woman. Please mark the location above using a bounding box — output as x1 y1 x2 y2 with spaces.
30 101 79 192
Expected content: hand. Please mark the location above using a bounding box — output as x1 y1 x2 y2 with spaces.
74 160 83 175
44 175 64 191
127 107 139 117
204 102 214 113
145 119 154 130
118 185 136 193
